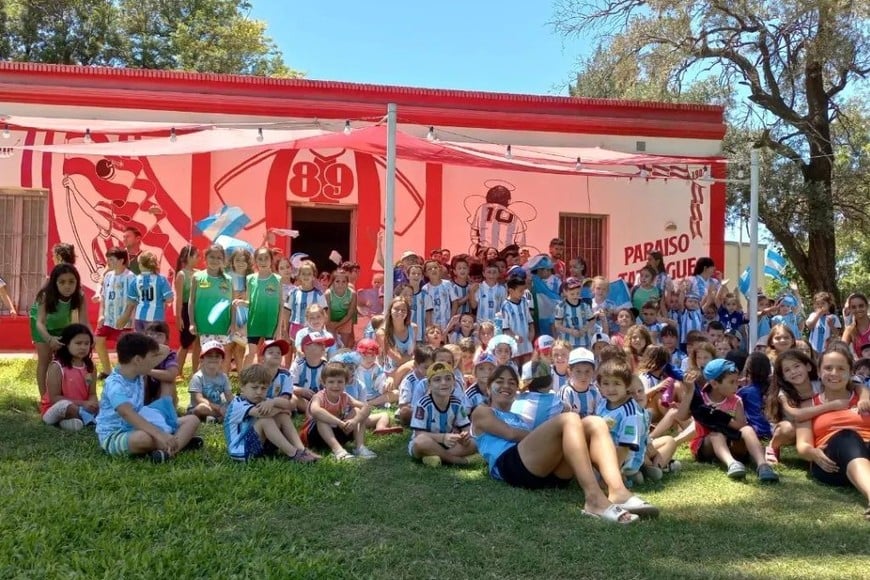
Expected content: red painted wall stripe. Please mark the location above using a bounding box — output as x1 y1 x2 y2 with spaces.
424 163 443 254
709 162 727 270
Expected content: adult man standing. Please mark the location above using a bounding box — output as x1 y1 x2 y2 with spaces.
124 226 143 275
549 238 567 279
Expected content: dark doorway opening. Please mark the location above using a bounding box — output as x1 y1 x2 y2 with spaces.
289 206 353 274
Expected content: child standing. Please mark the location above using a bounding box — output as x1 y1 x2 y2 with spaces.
95 333 202 463
677 359 779 482
559 347 601 417
224 364 318 462
301 362 376 460
126 251 174 332
227 248 254 368
94 247 136 379
500 277 535 364
409 362 477 467
30 264 89 398
189 244 233 345
243 247 285 368
325 267 357 348
469 263 506 324
284 260 329 342
174 245 199 377
424 259 453 332
806 292 841 354
187 341 233 422
450 255 472 315
41 324 98 431
554 277 595 348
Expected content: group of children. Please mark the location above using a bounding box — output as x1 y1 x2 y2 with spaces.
24 240 870 520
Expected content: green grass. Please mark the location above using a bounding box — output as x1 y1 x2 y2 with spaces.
1 357 868 579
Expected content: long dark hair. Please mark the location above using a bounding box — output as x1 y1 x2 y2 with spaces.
487 364 520 391
693 257 715 276
52 243 76 265
770 349 819 420
37 264 83 313
54 323 95 373
647 251 667 275
175 244 198 272
744 352 771 395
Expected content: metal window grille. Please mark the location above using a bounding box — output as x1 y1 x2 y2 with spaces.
559 213 606 277
0 189 48 313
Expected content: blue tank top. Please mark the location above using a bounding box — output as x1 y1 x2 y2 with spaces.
473 407 529 480
393 325 416 356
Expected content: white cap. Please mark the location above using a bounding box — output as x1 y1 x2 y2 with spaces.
568 347 595 366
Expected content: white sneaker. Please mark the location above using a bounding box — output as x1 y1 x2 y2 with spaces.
59 418 84 432
354 446 377 459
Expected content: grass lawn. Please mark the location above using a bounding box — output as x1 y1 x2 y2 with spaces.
1 357 868 579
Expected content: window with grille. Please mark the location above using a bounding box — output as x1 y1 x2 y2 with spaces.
559 214 606 277
0 189 48 314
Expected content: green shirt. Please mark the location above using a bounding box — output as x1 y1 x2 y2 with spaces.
631 286 661 312
193 271 232 335
29 298 73 342
246 273 282 338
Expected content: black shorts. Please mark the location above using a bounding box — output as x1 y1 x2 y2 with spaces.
305 423 352 450
247 336 265 345
694 436 750 464
495 445 571 490
179 304 196 349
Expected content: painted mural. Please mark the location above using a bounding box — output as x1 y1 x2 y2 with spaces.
464 179 538 255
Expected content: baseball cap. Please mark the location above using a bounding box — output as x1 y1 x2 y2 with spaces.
535 335 555 352
563 277 583 290
506 266 527 280
686 291 701 301
259 338 290 356
591 332 611 346
426 361 454 380
703 359 737 382
781 295 797 307
289 252 309 270
300 331 336 349
487 334 518 356
200 340 225 359
521 360 552 382
474 352 497 367
568 347 595 366
400 250 419 260
355 338 380 356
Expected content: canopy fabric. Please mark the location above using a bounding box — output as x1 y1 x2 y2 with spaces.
0 114 210 134
11 123 714 178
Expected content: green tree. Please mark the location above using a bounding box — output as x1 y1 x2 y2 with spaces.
555 0 870 302
1 0 298 77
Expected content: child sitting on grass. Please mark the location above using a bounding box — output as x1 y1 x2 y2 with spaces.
96 333 201 463
595 358 645 472
465 352 497 413
301 362 376 460
291 331 334 413
559 347 601 417
512 361 569 429
224 363 319 463
142 322 179 407
677 358 779 483
188 341 233 422
625 376 680 486
397 346 435 426
41 323 98 431
409 362 477 467
259 339 295 404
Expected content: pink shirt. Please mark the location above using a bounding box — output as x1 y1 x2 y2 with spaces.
40 362 91 415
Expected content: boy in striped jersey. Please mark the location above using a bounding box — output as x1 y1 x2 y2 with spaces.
554 277 595 348
465 352 496 413
260 339 297 409
469 263 506 324
95 247 136 378
125 251 174 332
406 264 432 339
499 277 535 364
595 358 645 471
291 332 334 413
449 255 472 315
559 347 601 417
409 362 476 467
397 346 435 426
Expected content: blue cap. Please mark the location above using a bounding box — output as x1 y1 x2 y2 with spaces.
525 254 554 272
781 295 797 307
331 351 362 365
506 266 527 280
703 359 737 382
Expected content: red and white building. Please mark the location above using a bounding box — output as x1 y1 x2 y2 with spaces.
0 62 726 350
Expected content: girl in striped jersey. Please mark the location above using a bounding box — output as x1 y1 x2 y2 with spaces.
284 261 328 343
126 251 174 332
554 277 595 348
551 340 571 391
469 263 507 324
500 277 535 363
378 296 418 372
406 264 431 339
676 285 707 350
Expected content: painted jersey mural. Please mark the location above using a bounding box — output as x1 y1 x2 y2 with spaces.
464 179 537 255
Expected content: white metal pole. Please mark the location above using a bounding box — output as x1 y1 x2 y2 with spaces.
383 103 398 319
748 149 760 347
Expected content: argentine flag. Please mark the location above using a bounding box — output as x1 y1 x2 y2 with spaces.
738 266 752 298
764 249 788 281
195 206 250 241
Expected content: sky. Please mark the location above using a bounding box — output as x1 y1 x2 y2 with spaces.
250 0 588 95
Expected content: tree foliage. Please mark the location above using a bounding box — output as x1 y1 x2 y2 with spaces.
0 0 298 77
555 0 870 302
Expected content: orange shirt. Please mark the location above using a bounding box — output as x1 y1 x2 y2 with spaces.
811 392 870 447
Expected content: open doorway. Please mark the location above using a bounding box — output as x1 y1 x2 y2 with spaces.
288 206 354 274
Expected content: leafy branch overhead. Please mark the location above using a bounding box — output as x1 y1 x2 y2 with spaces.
555 0 870 302
0 0 300 77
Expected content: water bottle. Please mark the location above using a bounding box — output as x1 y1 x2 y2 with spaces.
494 312 504 335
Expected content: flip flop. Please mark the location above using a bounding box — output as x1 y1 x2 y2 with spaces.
581 504 639 525
617 495 660 518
